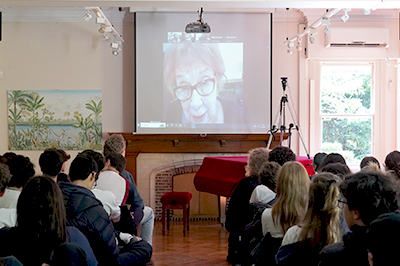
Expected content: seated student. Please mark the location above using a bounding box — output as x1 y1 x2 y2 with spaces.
79 150 122 223
366 211 400 266
268 146 296 166
360 156 380 170
0 175 97 266
313 152 327 174
250 161 280 204
0 155 35 209
39 148 68 182
259 161 310 265
59 155 152 266
104 134 154 246
276 173 342 266
319 169 400 266
319 153 347 170
321 162 351 180
384 150 400 178
0 163 16 229
225 147 269 264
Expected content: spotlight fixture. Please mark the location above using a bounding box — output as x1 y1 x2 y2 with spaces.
111 40 122 56
102 33 109 40
321 17 331 35
309 28 317 44
341 8 351 23
83 10 92 21
185 7 211 33
287 39 294 55
296 37 302 51
363 8 371 15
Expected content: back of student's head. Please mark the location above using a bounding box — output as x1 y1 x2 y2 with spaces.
104 134 126 156
39 149 65 177
245 147 269 177
321 162 351 179
268 146 296 166
79 150 106 173
384 150 400 179
2 152 17 162
300 172 341 250
340 170 400 226
272 161 310 234
0 163 11 194
17 176 67 244
313 152 327 173
69 155 98 182
360 156 380 170
367 211 400 266
6 155 35 189
105 152 126 173
257 161 281 191
319 153 347 170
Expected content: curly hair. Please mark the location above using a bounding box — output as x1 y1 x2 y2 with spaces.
6 155 35 189
0 163 11 194
104 134 126 156
245 147 269 177
268 146 296 166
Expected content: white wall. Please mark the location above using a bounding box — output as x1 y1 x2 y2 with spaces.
0 7 398 173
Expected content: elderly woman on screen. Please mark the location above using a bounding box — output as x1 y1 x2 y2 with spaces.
164 42 240 124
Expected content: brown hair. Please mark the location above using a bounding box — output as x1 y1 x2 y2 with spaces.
245 147 269 178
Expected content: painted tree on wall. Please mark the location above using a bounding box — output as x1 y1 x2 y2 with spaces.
7 90 102 151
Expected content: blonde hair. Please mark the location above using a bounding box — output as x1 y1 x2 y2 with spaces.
271 161 310 234
245 147 269 177
298 172 341 251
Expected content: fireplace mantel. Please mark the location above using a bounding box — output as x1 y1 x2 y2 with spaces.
108 133 288 182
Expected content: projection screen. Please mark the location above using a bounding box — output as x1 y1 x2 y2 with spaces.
135 12 272 134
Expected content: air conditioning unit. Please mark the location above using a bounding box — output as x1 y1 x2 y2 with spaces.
325 27 389 48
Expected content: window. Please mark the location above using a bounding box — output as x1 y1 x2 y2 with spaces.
319 63 374 165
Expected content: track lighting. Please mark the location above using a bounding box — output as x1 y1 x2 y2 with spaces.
321 18 331 35
111 40 122 56
296 37 302 51
287 40 294 55
309 28 317 44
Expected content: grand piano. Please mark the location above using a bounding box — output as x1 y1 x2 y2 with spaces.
194 156 314 223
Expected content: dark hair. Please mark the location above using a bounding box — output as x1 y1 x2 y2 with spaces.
320 153 346 169
39 149 65 177
313 152 327 172
79 150 106 173
321 162 351 179
367 211 400 266
360 156 380 170
340 170 400 226
0 163 11 194
68 155 98 182
2 152 17 162
257 161 281 191
105 152 126 173
385 150 400 169
268 146 296 166
6 155 35 188
16 176 67 252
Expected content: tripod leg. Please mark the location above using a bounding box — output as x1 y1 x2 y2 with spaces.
267 103 283 149
286 101 310 159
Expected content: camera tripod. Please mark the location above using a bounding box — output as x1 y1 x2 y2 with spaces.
266 77 310 159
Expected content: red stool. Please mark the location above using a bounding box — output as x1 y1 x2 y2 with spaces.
161 191 192 236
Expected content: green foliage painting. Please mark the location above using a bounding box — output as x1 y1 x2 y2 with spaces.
8 90 102 150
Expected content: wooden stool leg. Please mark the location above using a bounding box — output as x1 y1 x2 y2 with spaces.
187 205 190 232
183 204 188 236
162 205 166 235
167 209 170 230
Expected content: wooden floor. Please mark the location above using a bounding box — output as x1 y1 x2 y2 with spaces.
152 220 231 266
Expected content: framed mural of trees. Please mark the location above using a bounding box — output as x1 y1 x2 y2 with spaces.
8 90 102 150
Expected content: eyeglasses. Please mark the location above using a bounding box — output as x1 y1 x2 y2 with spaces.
173 77 216 101
338 198 348 209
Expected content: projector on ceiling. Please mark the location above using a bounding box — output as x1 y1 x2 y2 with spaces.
185 7 211 34
185 22 211 33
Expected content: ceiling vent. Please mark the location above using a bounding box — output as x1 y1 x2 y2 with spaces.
325 27 389 48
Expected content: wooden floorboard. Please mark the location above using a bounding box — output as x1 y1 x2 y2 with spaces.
152 220 231 266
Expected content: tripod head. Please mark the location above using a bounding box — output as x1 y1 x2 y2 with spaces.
281 77 288 92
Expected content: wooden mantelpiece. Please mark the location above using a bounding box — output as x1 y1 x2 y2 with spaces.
108 133 288 182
